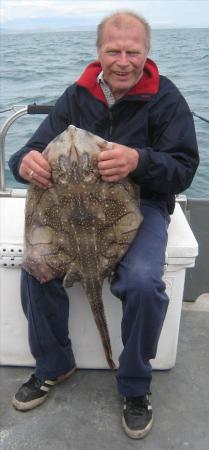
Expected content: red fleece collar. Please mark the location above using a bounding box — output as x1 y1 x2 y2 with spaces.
76 58 159 104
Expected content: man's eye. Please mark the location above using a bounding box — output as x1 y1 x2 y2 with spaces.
106 51 119 56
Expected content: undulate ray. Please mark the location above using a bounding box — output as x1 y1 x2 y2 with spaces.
22 125 144 368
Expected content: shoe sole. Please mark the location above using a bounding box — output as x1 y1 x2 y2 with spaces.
122 414 154 439
12 366 76 412
50 366 76 386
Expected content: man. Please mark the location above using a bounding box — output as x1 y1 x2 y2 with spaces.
9 11 199 439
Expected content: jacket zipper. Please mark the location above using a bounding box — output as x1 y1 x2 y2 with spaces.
109 110 113 138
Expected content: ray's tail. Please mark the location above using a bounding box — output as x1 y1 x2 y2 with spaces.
85 281 116 370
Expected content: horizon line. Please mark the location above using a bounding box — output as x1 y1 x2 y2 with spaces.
2 25 209 33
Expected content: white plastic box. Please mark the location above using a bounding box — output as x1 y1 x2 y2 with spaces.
0 196 198 369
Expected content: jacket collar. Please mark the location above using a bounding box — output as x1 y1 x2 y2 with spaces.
76 58 160 104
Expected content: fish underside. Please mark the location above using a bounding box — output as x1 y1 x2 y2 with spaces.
22 125 143 368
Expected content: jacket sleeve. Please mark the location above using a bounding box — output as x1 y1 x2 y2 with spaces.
130 81 199 195
8 88 71 184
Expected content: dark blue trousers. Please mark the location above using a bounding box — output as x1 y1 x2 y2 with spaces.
21 199 170 397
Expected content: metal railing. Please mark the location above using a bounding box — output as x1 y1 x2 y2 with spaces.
0 104 53 194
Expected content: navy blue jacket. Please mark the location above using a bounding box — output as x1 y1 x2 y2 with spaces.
9 58 199 214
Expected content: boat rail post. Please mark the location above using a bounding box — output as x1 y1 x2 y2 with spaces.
0 104 53 194
0 106 28 194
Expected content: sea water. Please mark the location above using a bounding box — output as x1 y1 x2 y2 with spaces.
0 28 209 198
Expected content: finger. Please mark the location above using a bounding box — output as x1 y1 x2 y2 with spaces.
21 169 51 187
30 151 51 172
30 173 51 187
20 163 51 187
98 158 117 170
28 160 51 180
99 167 119 177
98 149 116 162
20 161 51 183
20 152 51 182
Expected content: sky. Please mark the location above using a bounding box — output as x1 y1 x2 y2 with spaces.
1 0 209 31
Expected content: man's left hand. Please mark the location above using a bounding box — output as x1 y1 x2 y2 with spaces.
97 143 139 182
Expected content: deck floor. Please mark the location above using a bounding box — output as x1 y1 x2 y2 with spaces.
0 297 209 450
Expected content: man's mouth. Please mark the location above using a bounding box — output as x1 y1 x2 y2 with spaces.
114 71 130 77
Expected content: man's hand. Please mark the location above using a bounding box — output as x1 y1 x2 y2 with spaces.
98 142 139 182
19 150 52 188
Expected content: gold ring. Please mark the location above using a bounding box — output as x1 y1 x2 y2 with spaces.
29 170 34 178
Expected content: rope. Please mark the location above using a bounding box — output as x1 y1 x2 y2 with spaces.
0 108 14 114
192 112 209 124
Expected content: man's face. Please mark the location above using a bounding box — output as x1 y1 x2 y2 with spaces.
98 20 148 99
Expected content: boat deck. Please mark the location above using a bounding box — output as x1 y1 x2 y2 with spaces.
0 295 209 450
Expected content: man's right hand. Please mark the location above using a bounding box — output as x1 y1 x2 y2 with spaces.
19 150 52 188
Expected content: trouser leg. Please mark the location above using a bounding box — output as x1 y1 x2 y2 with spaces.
111 200 170 397
21 269 75 381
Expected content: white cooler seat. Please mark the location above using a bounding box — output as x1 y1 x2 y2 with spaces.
0 195 198 369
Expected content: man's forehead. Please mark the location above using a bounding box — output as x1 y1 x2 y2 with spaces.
101 23 146 46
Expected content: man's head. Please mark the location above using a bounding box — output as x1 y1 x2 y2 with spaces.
96 11 151 99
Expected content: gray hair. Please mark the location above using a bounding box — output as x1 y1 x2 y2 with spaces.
96 11 151 53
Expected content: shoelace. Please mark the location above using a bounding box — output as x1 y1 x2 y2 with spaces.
125 393 151 416
23 374 42 389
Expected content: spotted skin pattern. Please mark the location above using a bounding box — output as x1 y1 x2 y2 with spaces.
22 125 143 368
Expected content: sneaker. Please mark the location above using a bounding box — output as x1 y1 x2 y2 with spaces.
12 366 76 411
122 392 153 439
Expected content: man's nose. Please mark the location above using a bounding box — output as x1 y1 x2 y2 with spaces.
117 52 129 66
